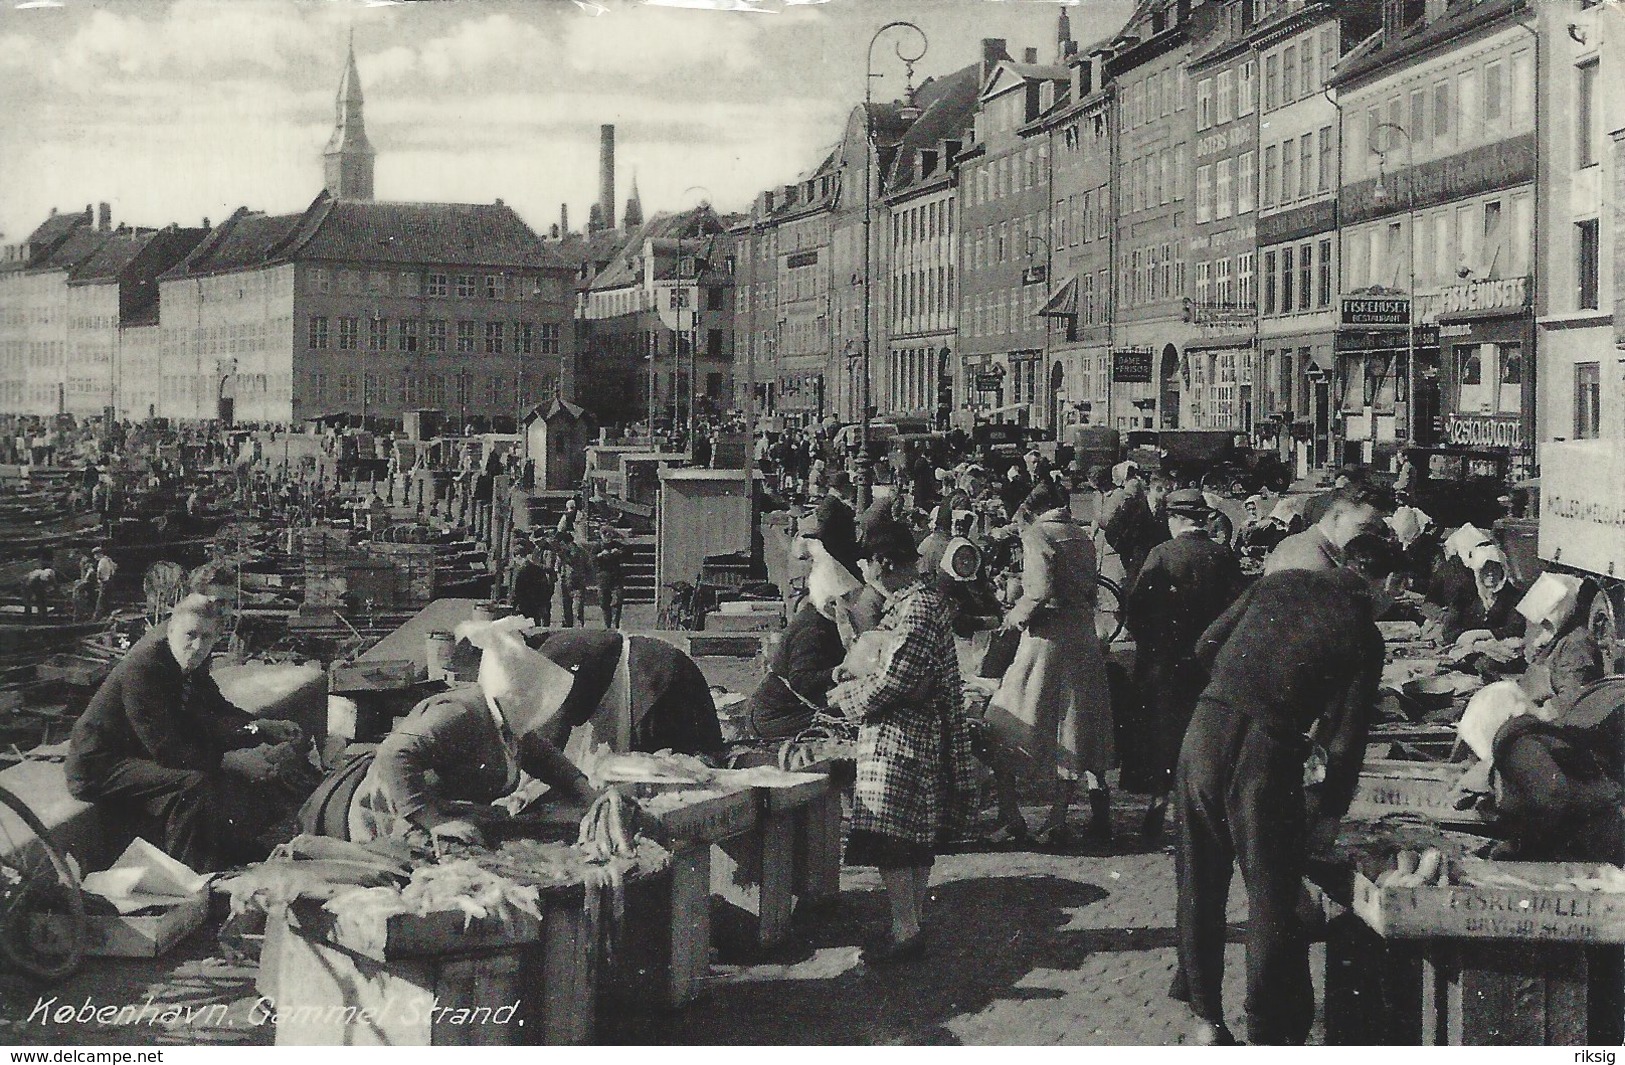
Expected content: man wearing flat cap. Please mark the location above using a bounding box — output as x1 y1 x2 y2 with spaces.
1126 489 1242 839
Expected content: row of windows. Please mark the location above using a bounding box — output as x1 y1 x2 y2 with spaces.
1196 153 1257 224
306 268 557 302
891 199 955 249
1193 252 1258 311
969 213 1046 271
1350 47 1535 179
965 143 1051 208
306 316 560 355
1261 239 1335 317
966 285 1047 340
1261 128 1335 211
1126 143 1188 215
1343 192 1533 295
1124 243 1187 308
1121 63 1187 132
1051 186 1113 251
67 315 118 331
1261 26 1338 114
890 265 956 326
308 371 555 409
1195 61 1257 133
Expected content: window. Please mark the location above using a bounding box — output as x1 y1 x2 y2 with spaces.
368 317 387 351
1318 238 1333 308
427 320 447 353
1498 343 1522 414
1301 37 1316 98
308 316 328 350
1237 151 1256 214
398 318 419 353
1216 159 1233 220
1578 219 1601 310
540 323 561 355
1197 77 1213 130
1218 70 1235 125
398 272 419 297
1161 150 1173 205
1281 246 1295 311
1264 53 1279 110
1458 69 1479 142
1578 61 1600 167
1300 136 1315 197
1196 260 1212 306
1458 345 1485 411
1320 27 1337 90
368 271 388 296
456 275 476 298
1484 60 1505 127
1457 205 1478 275
1263 250 1277 314
1263 145 1279 208
1238 60 1256 116
1216 257 1233 306
1196 164 1213 223
1433 80 1452 144
1162 242 1175 301
427 273 448 297
1575 363 1602 439
313 268 331 295
1298 242 1313 312
1238 251 1256 309
1282 45 1297 104
1282 137 1298 202
1318 127 1333 195
337 316 358 350
707 329 723 358
340 270 361 295
457 320 476 354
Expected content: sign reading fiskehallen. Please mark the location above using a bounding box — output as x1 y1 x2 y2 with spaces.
1342 297 1410 327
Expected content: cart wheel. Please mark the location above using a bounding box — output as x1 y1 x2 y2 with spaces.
0 787 85 983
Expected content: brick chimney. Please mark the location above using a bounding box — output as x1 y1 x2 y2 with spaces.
982 38 1009 83
97 203 111 232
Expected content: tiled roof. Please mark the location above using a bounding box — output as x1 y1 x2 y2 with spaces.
587 207 730 292
163 208 304 279
885 62 980 193
68 229 163 283
1331 0 1528 87
26 210 92 248
34 228 110 273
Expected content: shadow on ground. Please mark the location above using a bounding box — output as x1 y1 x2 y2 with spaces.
599 873 1233 1046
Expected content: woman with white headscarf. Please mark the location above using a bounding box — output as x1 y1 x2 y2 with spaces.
1516 573 1606 719
746 552 861 740
1440 542 1525 644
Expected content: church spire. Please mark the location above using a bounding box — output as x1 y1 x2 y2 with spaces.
324 30 375 201
623 171 644 227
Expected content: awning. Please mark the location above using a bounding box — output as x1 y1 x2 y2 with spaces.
1037 276 1079 318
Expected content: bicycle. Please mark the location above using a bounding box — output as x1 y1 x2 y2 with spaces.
0 783 86 982
659 581 700 632
1094 573 1128 646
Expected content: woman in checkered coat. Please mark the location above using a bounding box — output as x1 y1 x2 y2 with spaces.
829 516 977 965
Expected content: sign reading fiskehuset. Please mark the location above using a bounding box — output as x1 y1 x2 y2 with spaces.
1432 276 1530 320
1342 297 1410 327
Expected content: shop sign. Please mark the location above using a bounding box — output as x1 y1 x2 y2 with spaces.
974 369 1005 392
1341 133 1536 223
1439 324 1473 338
1342 297 1410 327
1432 276 1530 320
785 250 819 269
1446 414 1522 450
1112 348 1154 383
1258 199 1338 246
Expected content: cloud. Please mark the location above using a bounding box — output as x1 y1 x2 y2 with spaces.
563 4 766 77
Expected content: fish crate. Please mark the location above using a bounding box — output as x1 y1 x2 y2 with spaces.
1349 759 1484 826
270 886 600 1046
1353 863 1625 943
362 542 437 607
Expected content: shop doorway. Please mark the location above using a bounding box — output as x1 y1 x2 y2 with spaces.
1312 381 1331 469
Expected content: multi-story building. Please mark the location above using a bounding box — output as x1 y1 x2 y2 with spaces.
958 42 1069 426
575 207 736 426
1534 0 1621 453
1334 0 1540 473
731 206 780 419
1186 0 1261 434
1253 0 1381 475
1037 46 1119 429
880 62 977 423
1108 0 1215 429
0 206 204 419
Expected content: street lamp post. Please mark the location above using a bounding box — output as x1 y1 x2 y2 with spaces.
1371 122 1417 457
862 20 927 510
1025 234 1052 432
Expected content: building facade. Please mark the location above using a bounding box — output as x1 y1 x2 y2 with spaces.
1186 1 1261 434
1335 0 1540 473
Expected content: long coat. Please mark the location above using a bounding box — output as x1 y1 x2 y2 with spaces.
828 580 976 847
987 509 1114 779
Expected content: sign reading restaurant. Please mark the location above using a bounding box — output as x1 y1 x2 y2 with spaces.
1342 297 1410 327
1446 413 1523 450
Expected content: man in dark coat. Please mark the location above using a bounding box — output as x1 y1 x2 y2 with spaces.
593 530 628 630
1125 489 1242 838
1170 535 1397 1046
804 471 861 582
65 595 306 870
508 539 555 627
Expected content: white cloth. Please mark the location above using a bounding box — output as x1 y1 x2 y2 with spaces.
455 614 575 736
1443 523 1493 562
806 542 862 607
1457 680 1538 763
1516 572 1583 630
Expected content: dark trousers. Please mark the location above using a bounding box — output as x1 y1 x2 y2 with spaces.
599 584 624 629
561 587 584 627
93 758 283 872
1171 702 1314 1045
1140 652 1207 794
516 585 554 627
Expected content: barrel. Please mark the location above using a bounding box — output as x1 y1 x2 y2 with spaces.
425 630 454 681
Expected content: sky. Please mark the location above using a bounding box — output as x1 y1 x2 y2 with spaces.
0 0 1138 244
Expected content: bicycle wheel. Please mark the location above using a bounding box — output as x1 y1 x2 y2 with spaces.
1094 574 1127 645
0 785 86 982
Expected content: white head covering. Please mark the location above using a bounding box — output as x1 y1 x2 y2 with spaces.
1516 572 1583 629
806 546 861 609
1111 460 1135 488
1443 523 1493 562
1456 680 1538 762
455 614 575 736
1464 542 1509 576
939 536 981 582
1386 505 1431 549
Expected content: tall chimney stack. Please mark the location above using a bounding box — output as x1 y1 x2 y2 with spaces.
560 203 569 237
97 203 111 232
599 124 617 232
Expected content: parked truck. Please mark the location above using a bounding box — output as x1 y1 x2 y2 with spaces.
1537 438 1625 674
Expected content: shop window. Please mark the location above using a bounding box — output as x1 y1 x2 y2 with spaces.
1457 345 1486 413
1497 344 1522 415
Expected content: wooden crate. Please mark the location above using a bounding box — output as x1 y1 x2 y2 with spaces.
608 843 709 1009
1349 760 1484 825
331 659 422 694
1353 867 1625 943
270 892 598 1046
640 785 758 844
1418 940 1598 1045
